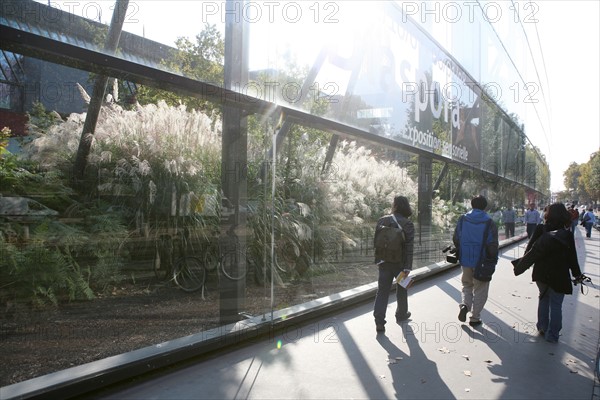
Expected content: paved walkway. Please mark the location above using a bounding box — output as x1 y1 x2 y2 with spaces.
87 227 600 400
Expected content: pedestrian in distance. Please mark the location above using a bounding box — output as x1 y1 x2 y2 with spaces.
372 195 415 333
525 204 541 239
581 207 596 238
568 205 579 232
525 205 549 253
453 195 499 327
514 203 584 343
502 205 517 239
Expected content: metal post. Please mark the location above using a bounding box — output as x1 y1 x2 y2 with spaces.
220 0 249 325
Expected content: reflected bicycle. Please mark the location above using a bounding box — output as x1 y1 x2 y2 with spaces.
154 229 206 292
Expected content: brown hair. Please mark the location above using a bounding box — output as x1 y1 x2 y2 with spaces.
392 196 412 217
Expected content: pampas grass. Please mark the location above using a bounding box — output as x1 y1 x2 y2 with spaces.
25 101 222 204
25 99 423 229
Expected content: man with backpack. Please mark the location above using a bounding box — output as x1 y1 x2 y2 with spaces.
581 207 596 238
453 195 499 327
372 195 415 333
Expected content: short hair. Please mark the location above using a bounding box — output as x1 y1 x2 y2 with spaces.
392 195 412 217
471 195 488 210
545 203 571 229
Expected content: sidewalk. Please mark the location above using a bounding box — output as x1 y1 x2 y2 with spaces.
87 228 599 400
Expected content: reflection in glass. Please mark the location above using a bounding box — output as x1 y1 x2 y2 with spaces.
0 0 545 388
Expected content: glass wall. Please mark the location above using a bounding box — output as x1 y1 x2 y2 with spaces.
1 0 542 388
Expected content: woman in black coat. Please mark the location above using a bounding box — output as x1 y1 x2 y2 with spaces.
514 203 583 343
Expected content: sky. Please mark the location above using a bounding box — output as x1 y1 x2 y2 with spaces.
532 1 599 192
32 0 600 192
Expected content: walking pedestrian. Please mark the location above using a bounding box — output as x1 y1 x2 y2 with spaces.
525 204 541 238
568 205 579 232
373 195 415 333
502 206 516 238
581 207 596 238
514 203 584 343
453 195 499 327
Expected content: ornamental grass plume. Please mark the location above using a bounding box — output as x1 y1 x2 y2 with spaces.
263 131 418 223
24 100 222 204
328 140 417 221
25 99 419 229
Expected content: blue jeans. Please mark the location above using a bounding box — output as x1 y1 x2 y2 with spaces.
536 282 564 342
373 262 408 326
584 222 593 238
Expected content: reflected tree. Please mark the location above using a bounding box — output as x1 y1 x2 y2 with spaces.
135 23 224 117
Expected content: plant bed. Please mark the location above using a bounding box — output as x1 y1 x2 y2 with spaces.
0 262 376 386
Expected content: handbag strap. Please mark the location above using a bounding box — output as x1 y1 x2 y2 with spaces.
476 219 492 266
391 214 403 231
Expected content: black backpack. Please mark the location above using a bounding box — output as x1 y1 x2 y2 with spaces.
374 214 405 263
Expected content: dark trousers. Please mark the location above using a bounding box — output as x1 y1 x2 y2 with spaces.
526 223 537 238
571 220 578 231
373 262 408 325
584 222 593 238
504 222 515 238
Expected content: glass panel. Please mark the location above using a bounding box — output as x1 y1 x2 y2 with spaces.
0 0 541 387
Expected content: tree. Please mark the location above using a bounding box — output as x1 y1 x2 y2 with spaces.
562 153 600 204
135 23 224 116
580 152 600 202
563 162 581 192
72 0 130 184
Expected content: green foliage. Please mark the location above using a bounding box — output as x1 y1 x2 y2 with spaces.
0 127 19 176
135 23 224 115
0 167 76 214
0 227 94 307
524 143 549 196
579 152 600 202
26 102 62 133
0 126 10 153
561 152 600 203
0 136 77 215
563 162 581 192
82 211 129 290
0 210 130 307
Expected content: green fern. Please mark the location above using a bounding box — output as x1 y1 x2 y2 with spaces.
0 222 97 307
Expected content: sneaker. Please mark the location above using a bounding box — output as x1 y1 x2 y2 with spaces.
469 319 482 327
376 324 385 333
458 304 468 322
396 312 411 322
